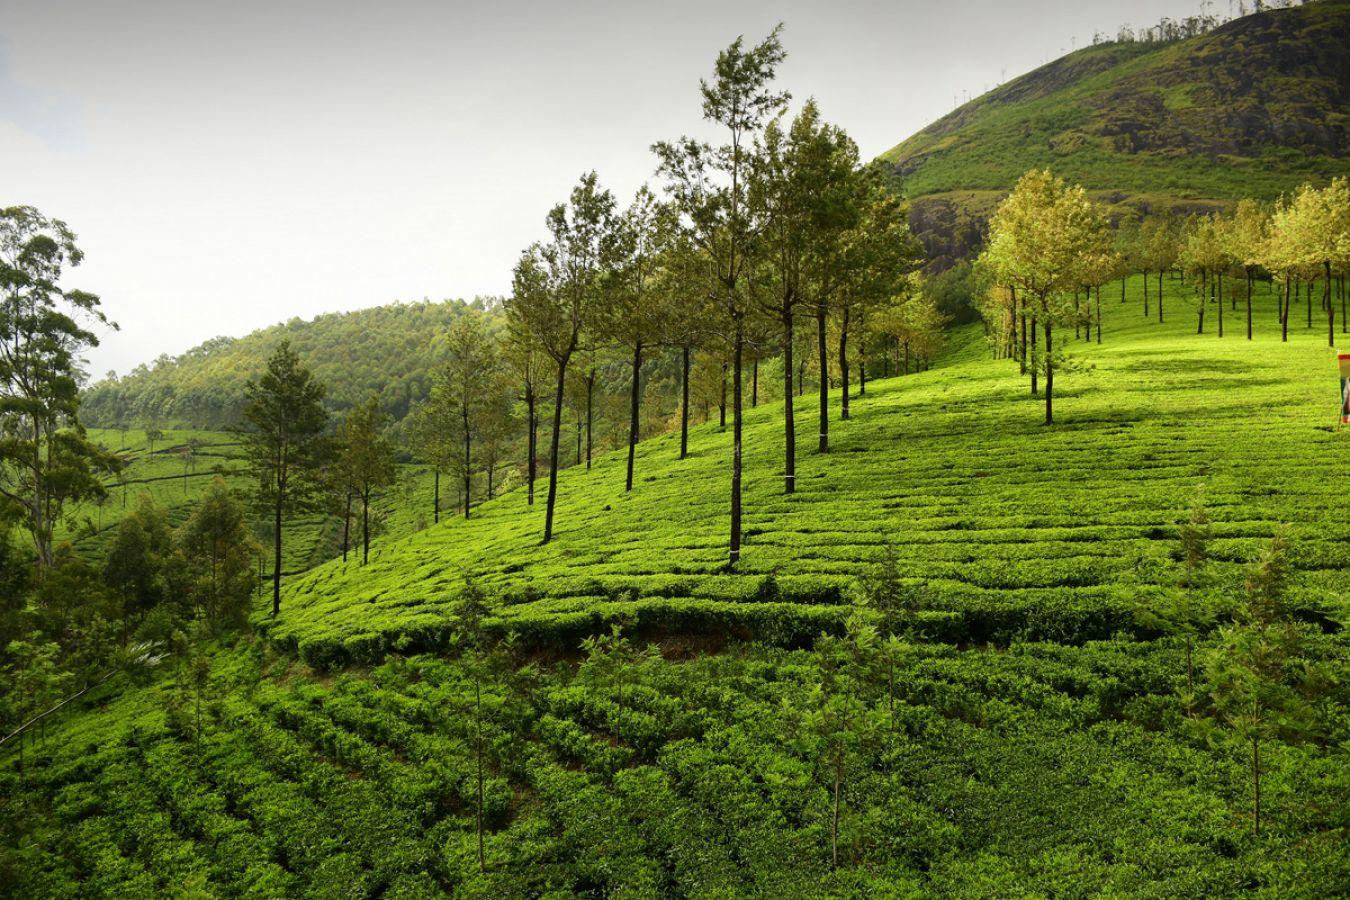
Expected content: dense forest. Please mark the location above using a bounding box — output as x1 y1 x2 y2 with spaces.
3 4 1348 896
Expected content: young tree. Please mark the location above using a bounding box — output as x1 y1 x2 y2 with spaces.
983 170 1111 424
334 398 397 562
654 27 789 567
1268 178 1349 347
504 319 543 506
1226 199 1270 341
103 495 175 643
603 187 671 492
239 341 329 616
178 477 259 631
507 174 614 544
0 206 119 569
1180 215 1229 336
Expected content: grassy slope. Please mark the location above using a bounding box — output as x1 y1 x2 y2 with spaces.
60 428 439 575
881 1 1349 202
264 274 1349 667
8 276 1348 897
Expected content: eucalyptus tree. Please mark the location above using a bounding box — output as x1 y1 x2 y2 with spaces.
1269 177 1349 347
507 172 616 544
239 341 330 615
653 233 709 460
602 187 672 492
984 169 1111 425
1225 199 1269 341
0 206 118 570
429 309 504 519
751 98 854 490
334 397 397 563
1180 215 1229 336
653 27 789 567
504 324 542 506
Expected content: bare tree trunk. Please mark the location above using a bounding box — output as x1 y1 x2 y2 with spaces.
718 364 727 430
433 469 440 524
362 486 371 564
543 360 568 544
626 342 641 491
752 358 758 408
817 302 829 453
729 319 744 568
839 303 850 421
783 306 796 494
526 388 536 505
1029 315 1038 395
1095 284 1101 344
342 490 351 562
272 492 283 616
1246 269 1253 341
1043 321 1054 426
680 346 690 459
1326 261 1335 347
586 369 594 470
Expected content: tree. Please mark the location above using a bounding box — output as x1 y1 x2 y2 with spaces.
1199 531 1325 837
239 341 329 616
503 327 543 507
1180 215 1230 336
0 206 119 569
1225 199 1270 341
983 170 1111 424
654 26 789 567
602 187 672 492
178 477 258 631
1267 178 1349 347
103 495 175 643
507 173 615 544
334 398 397 563
1138 216 1180 322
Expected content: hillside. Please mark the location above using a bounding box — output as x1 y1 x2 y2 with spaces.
57 428 440 575
882 1 1350 265
263 276 1348 667
81 299 483 430
6 276 1346 896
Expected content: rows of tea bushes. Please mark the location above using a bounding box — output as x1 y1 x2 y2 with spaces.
262 277 1348 668
5 631 1343 896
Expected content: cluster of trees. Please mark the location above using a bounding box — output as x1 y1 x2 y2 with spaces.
492 29 935 562
977 173 1349 423
80 300 481 430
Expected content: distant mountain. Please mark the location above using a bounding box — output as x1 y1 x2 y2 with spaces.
82 299 485 429
881 0 1350 267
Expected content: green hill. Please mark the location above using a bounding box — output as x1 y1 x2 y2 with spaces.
6 276 1346 896
882 1 1350 264
81 299 483 430
58 428 440 575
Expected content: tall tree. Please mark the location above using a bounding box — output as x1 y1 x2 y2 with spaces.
0 206 118 569
178 477 259 631
983 170 1111 425
335 397 397 563
507 173 615 544
1226 199 1270 341
603 187 672 492
239 341 329 616
654 27 789 567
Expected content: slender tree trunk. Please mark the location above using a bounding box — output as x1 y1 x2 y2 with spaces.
839 303 850 421
1198 270 1206 334
752 358 758 408
680 346 690 459
626 341 641 491
463 410 472 520
1043 321 1054 426
586 370 594 470
1158 271 1164 322
1325 261 1335 347
1217 272 1224 337
1095 284 1101 344
729 319 744 568
362 486 371 564
1029 315 1038 395
817 302 829 453
543 359 568 544
1281 275 1290 342
271 490 283 616
1246 269 1253 341
342 490 351 562
433 469 440 524
783 306 796 494
526 388 536 505
718 364 727 430
1307 278 1313 329
1144 269 1150 316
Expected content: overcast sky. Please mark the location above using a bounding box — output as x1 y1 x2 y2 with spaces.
2 0 1214 376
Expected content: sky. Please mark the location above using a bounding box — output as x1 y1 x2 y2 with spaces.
1 0 1218 377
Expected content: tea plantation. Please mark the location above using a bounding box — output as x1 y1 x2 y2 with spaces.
3 275 1346 897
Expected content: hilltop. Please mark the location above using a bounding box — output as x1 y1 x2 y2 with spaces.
882 0 1350 265
81 299 484 430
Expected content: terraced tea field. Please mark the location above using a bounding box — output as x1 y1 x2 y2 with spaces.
61 429 440 577
264 275 1349 668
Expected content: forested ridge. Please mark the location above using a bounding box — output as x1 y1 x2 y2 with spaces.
81 300 483 429
3 7 1348 897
